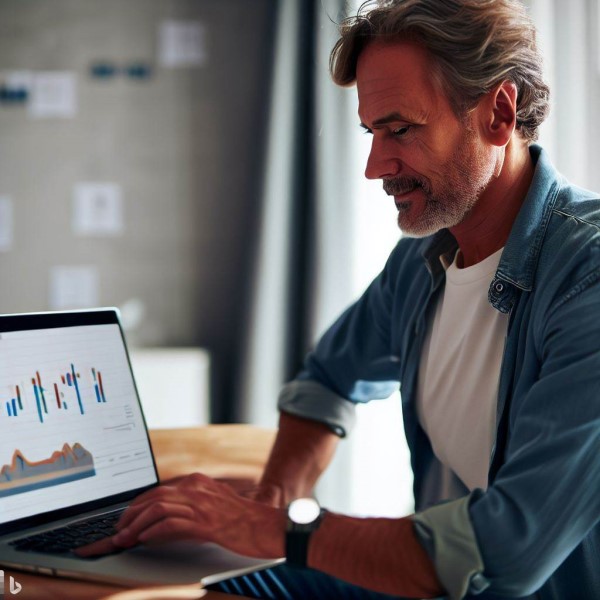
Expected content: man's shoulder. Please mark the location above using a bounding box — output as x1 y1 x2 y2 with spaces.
552 179 600 228
545 179 600 251
535 179 600 297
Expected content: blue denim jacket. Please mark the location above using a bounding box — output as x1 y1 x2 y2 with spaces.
278 146 600 600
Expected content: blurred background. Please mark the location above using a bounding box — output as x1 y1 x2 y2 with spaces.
0 0 598 517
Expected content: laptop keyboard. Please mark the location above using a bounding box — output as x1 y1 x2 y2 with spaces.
9 509 126 556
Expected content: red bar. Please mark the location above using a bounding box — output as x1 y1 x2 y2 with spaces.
61 375 66 384
54 383 61 408
36 371 42 387
98 371 106 402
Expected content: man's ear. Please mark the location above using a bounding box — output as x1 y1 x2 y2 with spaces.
479 80 518 147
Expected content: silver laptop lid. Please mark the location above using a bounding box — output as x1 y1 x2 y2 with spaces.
0 309 159 534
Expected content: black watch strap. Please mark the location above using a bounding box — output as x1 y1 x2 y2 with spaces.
285 508 326 568
285 529 311 568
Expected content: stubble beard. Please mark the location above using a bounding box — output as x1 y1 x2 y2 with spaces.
384 131 496 238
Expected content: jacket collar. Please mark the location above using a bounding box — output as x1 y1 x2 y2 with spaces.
494 144 560 292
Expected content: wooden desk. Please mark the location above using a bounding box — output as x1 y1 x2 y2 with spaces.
4 425 276 600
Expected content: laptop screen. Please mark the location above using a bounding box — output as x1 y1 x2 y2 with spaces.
0 311 159 526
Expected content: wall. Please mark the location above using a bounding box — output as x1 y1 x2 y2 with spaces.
0 0 276 421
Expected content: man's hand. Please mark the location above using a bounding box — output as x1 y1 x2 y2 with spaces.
237 482 286 507
74 472 286 559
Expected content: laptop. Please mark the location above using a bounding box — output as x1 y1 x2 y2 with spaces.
0 309 282 587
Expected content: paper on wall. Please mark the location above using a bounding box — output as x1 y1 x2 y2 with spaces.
49 266 99 310
159 20 208 68
72 183 124 236
29 71 77 118
0 196 13 252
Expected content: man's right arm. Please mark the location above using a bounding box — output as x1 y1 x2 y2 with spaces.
251 411 340 507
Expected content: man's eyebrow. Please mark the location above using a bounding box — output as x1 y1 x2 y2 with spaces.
360 112 410 129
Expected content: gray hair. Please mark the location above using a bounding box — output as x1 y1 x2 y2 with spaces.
330 0 550 142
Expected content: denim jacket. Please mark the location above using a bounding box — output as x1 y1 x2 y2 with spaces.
278 146 600 600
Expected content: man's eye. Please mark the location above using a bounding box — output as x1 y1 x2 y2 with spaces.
392 126 411 137
362 128 373 135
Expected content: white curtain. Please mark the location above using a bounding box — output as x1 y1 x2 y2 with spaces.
528 0 599 190
240 0 413 517
239 0 300 430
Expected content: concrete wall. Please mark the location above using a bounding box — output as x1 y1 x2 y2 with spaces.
0 0 276 420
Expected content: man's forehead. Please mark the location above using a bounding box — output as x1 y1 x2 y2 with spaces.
356 41 439 123
357 89 430 125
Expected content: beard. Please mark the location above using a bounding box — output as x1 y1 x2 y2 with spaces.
383 129 497 238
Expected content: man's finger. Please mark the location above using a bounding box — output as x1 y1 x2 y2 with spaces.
114 502 197 546
116 486 183 530
138 517 205 545
73 534 122 557
115 499 155 530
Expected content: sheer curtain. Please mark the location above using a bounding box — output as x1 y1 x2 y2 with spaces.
239 0 413 516
309 1 413 517
527 0 599 190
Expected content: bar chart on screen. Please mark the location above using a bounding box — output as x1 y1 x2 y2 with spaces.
3 363 108 422
0 324 157 524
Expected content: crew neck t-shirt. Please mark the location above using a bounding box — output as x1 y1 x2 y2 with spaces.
416 247 509 492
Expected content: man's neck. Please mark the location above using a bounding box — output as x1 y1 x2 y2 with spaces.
450 141 535 269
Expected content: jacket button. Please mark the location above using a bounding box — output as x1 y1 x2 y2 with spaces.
495 282 504 293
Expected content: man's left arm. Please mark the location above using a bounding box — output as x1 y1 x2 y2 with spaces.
413 278 600 599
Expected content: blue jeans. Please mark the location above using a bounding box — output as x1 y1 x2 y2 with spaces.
207 565 408 599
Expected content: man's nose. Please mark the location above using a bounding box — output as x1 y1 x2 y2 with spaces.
364 137 400 180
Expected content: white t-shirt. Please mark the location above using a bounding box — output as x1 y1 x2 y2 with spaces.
416 247 509 492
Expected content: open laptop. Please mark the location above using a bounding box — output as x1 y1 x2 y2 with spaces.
0 309 282 587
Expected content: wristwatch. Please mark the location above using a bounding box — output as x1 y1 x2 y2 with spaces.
286 497 326 568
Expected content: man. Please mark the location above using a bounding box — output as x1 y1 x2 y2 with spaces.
79 1 600 598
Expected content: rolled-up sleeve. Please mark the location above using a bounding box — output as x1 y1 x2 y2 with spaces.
278 379 357 437
278 242 413 435
413 495 490 599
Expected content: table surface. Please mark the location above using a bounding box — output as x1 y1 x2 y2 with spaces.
2 425 277 600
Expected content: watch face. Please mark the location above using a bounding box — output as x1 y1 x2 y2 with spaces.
288 498 321 524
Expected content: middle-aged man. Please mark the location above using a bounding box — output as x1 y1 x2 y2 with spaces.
79 1 600 598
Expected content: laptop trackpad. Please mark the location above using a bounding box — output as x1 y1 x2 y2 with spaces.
61 541 282 586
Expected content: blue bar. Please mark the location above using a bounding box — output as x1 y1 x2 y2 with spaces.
64 402 68 410
33 384 44 423
11 398 17 416
71 363 84 415
6 401 12 417
94 385 102 403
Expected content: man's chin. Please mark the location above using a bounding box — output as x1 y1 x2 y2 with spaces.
397 215 443 238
